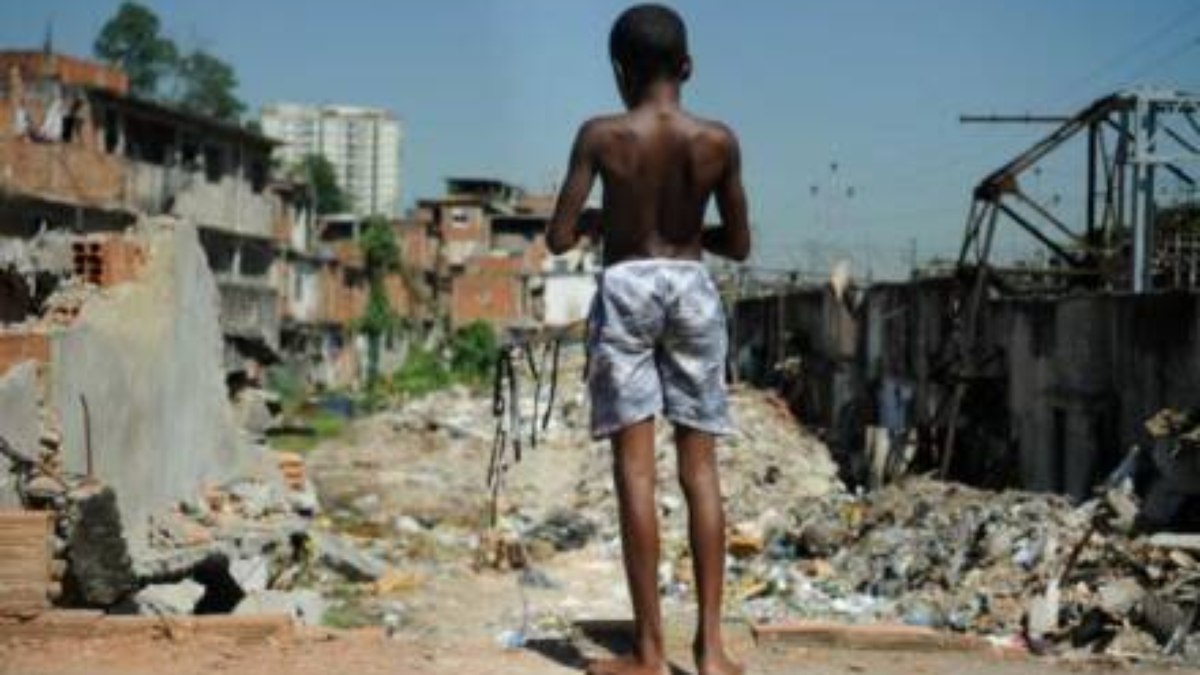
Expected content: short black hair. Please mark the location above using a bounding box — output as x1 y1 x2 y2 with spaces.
609 4 689 82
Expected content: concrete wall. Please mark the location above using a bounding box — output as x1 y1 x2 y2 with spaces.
999 292 1200 498
0 361 39 507
735 280 1200 497
126 162 275 239
50 219 251 548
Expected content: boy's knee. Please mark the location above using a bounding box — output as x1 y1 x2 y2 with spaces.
677 456 716 496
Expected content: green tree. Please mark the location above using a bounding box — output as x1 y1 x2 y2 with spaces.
357 216 402 392
450 322 497 382
175 49 246 122
296 154 349 215
93 1 177 98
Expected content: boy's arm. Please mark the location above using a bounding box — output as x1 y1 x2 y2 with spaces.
703 128 751 262
546 121 599 255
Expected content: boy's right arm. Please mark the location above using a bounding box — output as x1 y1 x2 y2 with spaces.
703 127 751 262
546 121 600 255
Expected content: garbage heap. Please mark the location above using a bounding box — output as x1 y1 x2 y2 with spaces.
726 476 1200 661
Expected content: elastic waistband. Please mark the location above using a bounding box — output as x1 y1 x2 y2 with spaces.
602 258 708 271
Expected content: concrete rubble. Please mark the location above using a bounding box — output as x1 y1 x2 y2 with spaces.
725 477 1198 659
288 354 1200 665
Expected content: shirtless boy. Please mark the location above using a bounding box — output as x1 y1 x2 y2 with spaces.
545 5 751 674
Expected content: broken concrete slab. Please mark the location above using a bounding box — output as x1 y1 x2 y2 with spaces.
312 532 387 582
226 479 279 519
132 579 203 616
234 589 326 627
52 221 253 547
0 361 39 508
229 555 269 594
1097 578 1145 617
1146 533 1200 553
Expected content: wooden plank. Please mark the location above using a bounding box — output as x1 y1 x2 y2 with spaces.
190 614 294 642
0 511 52 530
0 586 49 618
1147 533 1200 553
751 621 1001 653
0 612 295 642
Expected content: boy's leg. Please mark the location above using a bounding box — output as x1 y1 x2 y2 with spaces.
675 425 743 675
589 418 667 675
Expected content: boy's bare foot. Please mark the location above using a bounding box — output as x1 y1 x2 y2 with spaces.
695 646 745 675
586 655 670 675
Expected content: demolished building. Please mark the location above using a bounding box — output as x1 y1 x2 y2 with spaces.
0 51 326 613
732 89 1200 508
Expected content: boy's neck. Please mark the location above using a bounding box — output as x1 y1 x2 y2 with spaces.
630 80 682 111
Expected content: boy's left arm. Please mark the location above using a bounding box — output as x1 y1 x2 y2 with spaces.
546 121 599 255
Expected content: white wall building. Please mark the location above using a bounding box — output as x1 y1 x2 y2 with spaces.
260 103 403 217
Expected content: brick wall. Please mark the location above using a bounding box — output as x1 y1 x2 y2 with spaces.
71 236 146 287
319 265 367 326
0 136 125 208
450 271 521 329
0 331 50 377
384 273 412 316
0 52 128 95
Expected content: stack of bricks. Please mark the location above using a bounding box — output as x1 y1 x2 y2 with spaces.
70 236 146 288
0 510 55 618
0 331 50 377
276 452 307 492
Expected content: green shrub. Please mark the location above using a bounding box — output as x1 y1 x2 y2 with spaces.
449 321 497 383
390 346 453 397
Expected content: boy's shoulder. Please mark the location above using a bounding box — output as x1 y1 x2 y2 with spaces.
576 111 738 148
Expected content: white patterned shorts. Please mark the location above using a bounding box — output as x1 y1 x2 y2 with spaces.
586 259 733 439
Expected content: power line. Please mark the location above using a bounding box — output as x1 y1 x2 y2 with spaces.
1048 3 1200 104
1120 34 1200 87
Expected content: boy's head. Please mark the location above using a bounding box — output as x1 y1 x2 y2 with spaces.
609 4 691 104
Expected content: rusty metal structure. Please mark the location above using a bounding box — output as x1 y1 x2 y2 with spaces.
939 89 1200 475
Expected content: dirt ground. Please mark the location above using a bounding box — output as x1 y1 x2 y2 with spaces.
3 382 1189 675
0 625 1188 675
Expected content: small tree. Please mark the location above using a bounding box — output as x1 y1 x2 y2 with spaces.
297 154 349 215
175 49 245 122
93 1 177 98
450 321 497 383
358 216 401 392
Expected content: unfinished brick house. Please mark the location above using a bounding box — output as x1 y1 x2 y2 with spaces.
406 177 599 334
0 50 286 374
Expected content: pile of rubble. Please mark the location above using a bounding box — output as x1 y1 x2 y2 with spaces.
257 349 1200 664
291 349 843 633
724 477 1199 661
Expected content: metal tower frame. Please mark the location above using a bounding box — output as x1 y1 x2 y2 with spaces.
939 90 1200 477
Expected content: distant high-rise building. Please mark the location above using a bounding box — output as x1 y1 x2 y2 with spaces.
260 103 402 217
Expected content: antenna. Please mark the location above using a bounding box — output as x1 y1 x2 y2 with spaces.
43 15 54 55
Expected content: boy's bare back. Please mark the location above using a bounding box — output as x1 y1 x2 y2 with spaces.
547 92 748 266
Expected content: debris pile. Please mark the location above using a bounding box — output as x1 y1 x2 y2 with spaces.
728 477 1200 661
300 350 843 629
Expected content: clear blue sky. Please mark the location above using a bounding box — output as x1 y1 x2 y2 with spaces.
3 1 1199 277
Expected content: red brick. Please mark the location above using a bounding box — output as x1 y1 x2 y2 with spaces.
450 271 521 329
0 52 127 96
0 332 50 377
